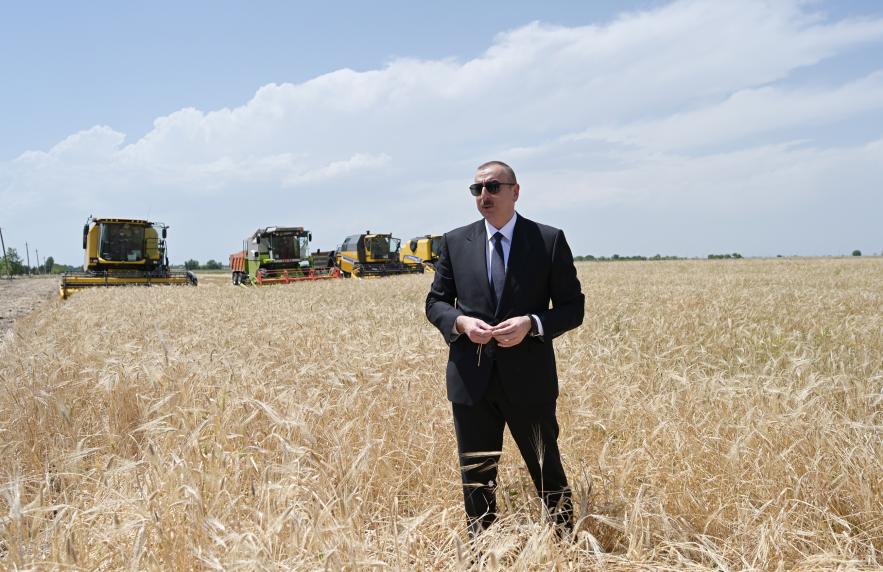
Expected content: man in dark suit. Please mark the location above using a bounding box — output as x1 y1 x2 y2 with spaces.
425 160 584 537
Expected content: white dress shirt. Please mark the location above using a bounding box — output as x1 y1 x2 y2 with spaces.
484 213 517 280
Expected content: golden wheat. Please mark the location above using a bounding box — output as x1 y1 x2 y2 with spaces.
0 258 880 570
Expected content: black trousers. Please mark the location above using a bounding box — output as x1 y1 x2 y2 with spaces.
452 364 572 535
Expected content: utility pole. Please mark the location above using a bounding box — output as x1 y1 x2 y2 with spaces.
0 227 9 279
26 242 31 276
36 250 41 275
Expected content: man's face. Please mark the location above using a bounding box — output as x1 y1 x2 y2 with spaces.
474 165 519 224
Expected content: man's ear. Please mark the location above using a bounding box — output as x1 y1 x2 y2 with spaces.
513 184 520 202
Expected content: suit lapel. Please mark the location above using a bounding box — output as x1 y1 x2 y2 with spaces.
466 220 496 313
495 214 531 318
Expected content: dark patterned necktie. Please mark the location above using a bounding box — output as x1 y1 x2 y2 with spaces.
490 232 505 307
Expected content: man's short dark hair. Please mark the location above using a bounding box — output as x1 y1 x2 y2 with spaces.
477 160 517 183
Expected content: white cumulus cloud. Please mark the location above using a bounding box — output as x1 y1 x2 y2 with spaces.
1 0 882 262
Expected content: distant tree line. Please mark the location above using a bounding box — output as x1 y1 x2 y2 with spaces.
572 251 876 261
182 259 224 270
0 248 76 275
575 252 745 260
574 254 685 262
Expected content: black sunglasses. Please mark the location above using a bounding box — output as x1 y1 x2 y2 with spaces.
469 181 516 196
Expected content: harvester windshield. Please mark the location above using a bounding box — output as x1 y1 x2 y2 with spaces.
366 236 400 260
99 223 146 261
431 236 442 257
268 234 308 260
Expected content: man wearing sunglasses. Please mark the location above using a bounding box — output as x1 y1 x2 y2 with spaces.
426 160 584 538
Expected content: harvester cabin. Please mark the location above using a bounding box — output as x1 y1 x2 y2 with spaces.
85 219 162 270
340 233 401 263
251 227 311 262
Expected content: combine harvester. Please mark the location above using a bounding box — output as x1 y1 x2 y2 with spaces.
336 231 424 278
400 234 441 271
229 226 340 286
60 216 197 299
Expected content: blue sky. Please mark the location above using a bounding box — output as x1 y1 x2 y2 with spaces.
2 0 882 264
1 1 664 158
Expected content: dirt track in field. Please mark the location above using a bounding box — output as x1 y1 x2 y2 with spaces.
0 277 58 339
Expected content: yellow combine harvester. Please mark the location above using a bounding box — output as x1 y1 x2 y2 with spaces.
335 231 424 277
60 216 197 299
400 234 441 271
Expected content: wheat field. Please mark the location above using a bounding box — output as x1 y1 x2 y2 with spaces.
0 258 880 570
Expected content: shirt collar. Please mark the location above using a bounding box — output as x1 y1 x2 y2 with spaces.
485 212 518 243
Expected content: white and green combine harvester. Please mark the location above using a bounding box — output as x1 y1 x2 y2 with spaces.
228 226 340 286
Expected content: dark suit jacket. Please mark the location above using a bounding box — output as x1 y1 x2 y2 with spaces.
425 214 584 406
